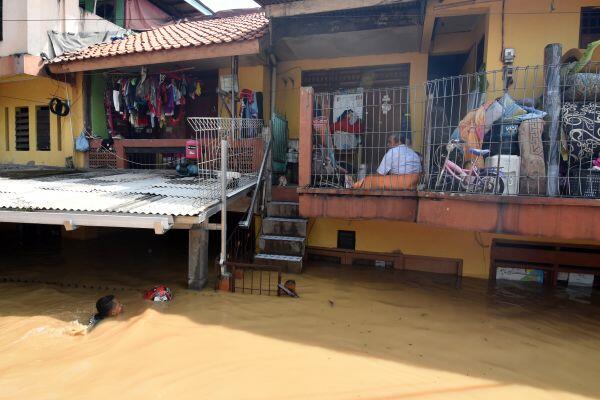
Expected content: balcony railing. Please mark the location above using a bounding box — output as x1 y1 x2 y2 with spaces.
308 62 600 199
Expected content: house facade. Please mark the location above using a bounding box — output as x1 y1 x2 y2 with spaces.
0 0 213 168
258 0 600 281
0 0 125 167
2 0 600 285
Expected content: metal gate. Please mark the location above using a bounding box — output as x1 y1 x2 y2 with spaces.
271 112 288 175
311 86 415 189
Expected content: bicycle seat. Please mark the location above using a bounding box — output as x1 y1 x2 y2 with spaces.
450 138 466 144
468 148 490 157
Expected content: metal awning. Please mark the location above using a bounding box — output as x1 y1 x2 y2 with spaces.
0 169 256 232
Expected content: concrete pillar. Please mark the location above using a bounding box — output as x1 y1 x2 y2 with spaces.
188 225 209 290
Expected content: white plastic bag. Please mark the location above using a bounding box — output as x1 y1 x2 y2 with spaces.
75 131 89 152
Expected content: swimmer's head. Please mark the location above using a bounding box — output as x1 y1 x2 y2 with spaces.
95 295 123 318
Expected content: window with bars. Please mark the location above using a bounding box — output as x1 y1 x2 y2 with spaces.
15 107 29 151
580 7 600 48
36 106 50 151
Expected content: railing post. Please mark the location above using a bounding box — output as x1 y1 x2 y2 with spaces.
422 83 433 187
299 86 314 187
544 43 562 196
219 137 228 275
114 139 126 169
264 126 272 203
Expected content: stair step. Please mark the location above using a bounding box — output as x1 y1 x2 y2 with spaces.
255 253 303 274
260 235 305 241
267 201 300 218
255 253 303 262
259 235 305 256
262 217 307 237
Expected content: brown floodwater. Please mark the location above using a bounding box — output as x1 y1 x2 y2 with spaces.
1 226 600 399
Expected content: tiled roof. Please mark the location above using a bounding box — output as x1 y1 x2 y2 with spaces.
254 0 299 5
49 12 268 64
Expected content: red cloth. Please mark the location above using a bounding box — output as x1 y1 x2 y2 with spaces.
240 89 254 103
125 0 172 30
331 116 364 134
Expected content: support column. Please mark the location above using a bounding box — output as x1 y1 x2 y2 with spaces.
544 43 562 197
298 86 314 187
188 224 209 290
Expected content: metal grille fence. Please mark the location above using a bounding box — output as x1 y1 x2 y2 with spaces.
186 117 265 199
310 62 600 198
312 87 421 190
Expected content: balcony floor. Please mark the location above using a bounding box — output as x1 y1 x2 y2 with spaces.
298 187 600 242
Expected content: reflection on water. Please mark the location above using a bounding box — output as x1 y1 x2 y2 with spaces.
1 226 600 399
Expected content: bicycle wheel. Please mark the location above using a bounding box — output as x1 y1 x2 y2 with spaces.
436 173 462 192
479 174 505 194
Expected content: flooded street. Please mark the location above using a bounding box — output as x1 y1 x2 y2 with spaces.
1 228 600 399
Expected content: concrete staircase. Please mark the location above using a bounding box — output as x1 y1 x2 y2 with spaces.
255 201 306 273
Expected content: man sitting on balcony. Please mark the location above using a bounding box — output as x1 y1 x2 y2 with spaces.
377 133 422 176
352 133 422 190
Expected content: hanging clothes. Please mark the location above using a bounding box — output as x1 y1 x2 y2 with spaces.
112 90 121 112
162 82 175 116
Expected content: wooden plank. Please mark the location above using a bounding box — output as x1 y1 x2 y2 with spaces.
490 239 600 285
307 246 461 276
403 255 461 276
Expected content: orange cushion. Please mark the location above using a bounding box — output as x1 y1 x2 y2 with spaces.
352 174 420 190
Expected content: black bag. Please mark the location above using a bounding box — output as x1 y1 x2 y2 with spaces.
568 169 600 198
482 121 520 157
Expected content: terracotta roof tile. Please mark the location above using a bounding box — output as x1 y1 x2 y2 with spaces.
49 12 268 64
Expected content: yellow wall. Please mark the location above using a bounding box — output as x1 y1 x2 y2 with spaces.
0 74 84 168
276 53 429 141
433 0 598 72
502 0 598 69
218 65 271 121
308 217 600 280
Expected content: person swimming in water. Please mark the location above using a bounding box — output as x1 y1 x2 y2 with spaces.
88 295 123 331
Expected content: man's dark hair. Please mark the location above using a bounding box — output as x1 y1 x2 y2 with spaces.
399 132 407 145
96 295 116 319
389 133 407 145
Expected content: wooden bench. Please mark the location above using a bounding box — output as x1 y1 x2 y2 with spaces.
307 246 403 269
490 239 600 286
307 246 463 277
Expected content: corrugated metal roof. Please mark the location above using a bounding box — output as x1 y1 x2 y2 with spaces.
0 170 254 217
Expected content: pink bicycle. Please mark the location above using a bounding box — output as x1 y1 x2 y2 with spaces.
435 139 505 194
